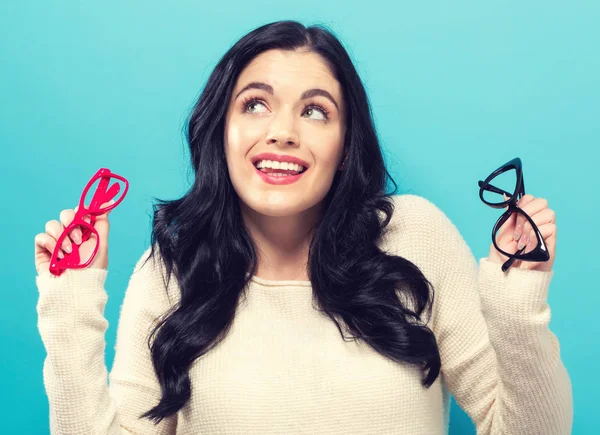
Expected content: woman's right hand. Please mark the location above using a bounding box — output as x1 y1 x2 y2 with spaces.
34 202 113 276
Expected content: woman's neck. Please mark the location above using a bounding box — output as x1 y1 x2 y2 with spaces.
241 200 322 281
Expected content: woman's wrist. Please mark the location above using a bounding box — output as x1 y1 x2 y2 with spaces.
486 248 506 265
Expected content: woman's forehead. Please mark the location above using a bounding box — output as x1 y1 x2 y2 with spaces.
235 49 341 97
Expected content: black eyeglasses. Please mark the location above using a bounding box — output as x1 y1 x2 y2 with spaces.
478 157 550 272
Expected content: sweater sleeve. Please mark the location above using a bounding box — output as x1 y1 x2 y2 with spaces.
35 249 178 435
415 196 573 435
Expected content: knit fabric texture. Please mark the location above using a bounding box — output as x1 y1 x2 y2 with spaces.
35 194 573 434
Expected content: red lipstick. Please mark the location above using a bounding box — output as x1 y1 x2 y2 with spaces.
251 152 310 185
253 166 307 185
250 153 310 169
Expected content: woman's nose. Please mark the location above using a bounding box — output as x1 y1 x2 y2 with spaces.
266 113 299 146
266 133 299 146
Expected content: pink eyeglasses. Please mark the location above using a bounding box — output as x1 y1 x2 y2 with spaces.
49 168 129 276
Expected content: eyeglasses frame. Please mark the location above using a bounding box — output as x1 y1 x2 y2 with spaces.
49 168 129 276
478 157 550 272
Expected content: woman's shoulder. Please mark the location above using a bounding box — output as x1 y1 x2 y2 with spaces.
386 193 452 232
381 194 463 271
389 192 445 211
126 244 181 308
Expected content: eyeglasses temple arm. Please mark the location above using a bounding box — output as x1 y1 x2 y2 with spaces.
478 180 513 197
87 177 121 213
89 177 110 210
80 177 113 241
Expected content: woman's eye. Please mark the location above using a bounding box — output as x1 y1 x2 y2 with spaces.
303 107 327 120
246 101 267 113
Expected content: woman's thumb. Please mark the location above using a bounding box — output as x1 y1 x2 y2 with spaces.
97 199 116 218
93 199 114 242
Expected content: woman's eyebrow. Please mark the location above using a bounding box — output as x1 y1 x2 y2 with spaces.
301 88 339 111
235 82 273 99
234 82 340 111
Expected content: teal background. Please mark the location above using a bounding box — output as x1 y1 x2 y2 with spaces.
1 1 597 433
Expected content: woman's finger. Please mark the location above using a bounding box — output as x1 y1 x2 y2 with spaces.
59 208 82 245
514 194 536 240
523 222 557 254
34 232 61 265
516 197 550 246
517 207 556 249
44 220 69 257
520 197 549 222
498 208 517 236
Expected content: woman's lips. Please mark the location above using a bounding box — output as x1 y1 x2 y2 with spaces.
253 165 307 185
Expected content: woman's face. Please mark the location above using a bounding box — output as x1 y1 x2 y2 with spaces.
224 48 346 217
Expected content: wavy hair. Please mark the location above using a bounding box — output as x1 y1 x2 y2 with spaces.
138 20 441 424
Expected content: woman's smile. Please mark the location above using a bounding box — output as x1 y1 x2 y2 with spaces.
253 163 309 185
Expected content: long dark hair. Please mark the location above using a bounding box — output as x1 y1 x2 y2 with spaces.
138 20 440 424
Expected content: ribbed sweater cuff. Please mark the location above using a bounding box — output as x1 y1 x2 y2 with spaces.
478 257 554 326
36 267 108 288
35 268 109 322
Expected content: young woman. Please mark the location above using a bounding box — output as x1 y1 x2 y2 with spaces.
34 20 572 434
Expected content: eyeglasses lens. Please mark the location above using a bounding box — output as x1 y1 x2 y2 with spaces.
494 207 540 257
482 167 518 205
83 176 127 212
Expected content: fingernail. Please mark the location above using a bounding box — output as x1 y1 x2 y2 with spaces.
514 231 521 241
73 230 82 244
57 250 64 259
64 244 72 253
518 235 528 250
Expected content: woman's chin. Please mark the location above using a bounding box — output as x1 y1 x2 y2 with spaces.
237 193 307 217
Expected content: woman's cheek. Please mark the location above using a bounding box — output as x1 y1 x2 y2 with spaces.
302 130 343 166
232 120 267 148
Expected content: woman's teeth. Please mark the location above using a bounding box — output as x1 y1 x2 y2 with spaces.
262 171 294 177
254 160 306 173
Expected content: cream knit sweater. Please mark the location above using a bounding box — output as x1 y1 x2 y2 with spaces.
35 194 573 434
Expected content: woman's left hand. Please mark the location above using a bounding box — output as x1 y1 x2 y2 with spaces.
487 194 556 272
